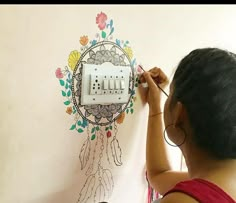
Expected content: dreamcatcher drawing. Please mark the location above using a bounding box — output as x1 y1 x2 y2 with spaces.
55 12 141 203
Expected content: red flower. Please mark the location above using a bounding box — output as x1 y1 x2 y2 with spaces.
55 68 63 78
96 12 107 30
107 130 112 138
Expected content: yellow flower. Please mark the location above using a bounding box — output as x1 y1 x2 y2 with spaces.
124 47 133 59
80 35 89 46
68 50 81 71
116 112 125 124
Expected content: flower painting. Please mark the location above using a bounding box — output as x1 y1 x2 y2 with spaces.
55 12 139 203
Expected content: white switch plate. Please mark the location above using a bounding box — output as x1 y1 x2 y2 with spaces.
81 62 131 105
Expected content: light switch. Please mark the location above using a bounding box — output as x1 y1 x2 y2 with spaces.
120 80 125 90
109 79 114 90
81 63 131 105
103 79 108 90
115 80 120 90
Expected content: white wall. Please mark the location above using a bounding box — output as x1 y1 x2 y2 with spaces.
1 4 236 203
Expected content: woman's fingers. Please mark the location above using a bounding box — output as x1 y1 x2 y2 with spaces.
149 67 168 85
142 71 158 90
139 67 168 88
138 73 146 83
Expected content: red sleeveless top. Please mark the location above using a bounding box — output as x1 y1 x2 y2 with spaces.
163 178 235 203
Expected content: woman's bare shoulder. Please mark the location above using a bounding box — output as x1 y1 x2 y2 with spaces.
159 192 199 203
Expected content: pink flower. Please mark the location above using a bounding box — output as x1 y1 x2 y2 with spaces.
137 65 143 73
96 12 107 30
55 68 63 78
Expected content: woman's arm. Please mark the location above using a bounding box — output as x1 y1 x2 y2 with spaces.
147 111 189 195
140 68 189 195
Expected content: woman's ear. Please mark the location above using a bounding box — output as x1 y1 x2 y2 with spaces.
173 101 185 127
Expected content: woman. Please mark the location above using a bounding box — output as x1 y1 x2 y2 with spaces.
139 48 236 203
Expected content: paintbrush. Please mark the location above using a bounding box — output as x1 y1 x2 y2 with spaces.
138 65 168 97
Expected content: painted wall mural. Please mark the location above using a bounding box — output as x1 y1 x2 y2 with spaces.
55 12 142 203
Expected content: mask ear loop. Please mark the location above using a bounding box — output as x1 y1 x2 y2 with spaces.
163 124 187 147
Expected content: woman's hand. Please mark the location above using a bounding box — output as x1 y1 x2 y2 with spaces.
138 67 169 116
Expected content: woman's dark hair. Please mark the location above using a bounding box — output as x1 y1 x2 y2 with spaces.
172 47 236 159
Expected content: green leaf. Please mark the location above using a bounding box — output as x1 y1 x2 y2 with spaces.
69 124 76 130
61 90 66 97
135 83 138 87
67 90 71 97
131 58 136 67
110 19 113 27
105 127 109 131
59 79 65 86
91 127 95 133
65 83 69 89
64 101 70 105
130 102 133 107
109 126 112 130
77 128 84 133
96 126 99 131
126 108 129 114
77 120 82 126
82 119 88 127
109 27 114 35
91 134 96 140
131 108 134 114
101 31 106 38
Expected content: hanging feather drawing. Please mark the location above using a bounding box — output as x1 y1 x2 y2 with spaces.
79 137 91 170
55 11 139 203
